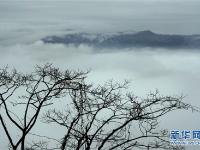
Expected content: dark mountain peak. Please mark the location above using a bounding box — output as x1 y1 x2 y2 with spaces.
41 30 200 49
135 30 155 36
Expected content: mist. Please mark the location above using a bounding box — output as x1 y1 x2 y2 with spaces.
1 0 200 149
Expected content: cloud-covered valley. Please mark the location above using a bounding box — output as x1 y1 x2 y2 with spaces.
1 0 200 149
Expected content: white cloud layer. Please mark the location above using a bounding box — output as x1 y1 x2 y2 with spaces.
1 1 200 149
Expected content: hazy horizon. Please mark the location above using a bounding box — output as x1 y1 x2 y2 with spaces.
1 1 200 149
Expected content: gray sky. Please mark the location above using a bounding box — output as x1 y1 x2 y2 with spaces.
0 1 200 149
1 0 200 44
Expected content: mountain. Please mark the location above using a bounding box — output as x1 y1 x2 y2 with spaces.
41 30 200 49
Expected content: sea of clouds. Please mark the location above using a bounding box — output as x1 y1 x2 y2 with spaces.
1 1 200 149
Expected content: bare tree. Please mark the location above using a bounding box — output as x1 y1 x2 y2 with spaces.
43 81 197 150
0 64 198 150
0 64 87 150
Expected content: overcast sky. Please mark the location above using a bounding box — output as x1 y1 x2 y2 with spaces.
1 0 200 45
0 1 200 149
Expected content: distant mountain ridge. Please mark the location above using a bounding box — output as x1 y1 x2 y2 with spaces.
41 30 200 49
